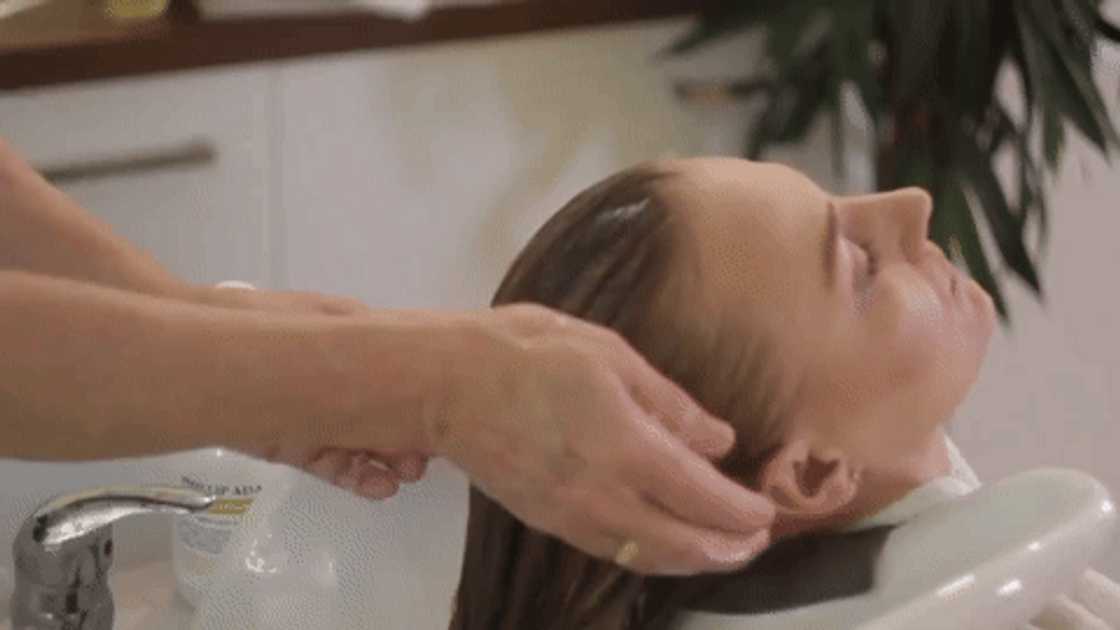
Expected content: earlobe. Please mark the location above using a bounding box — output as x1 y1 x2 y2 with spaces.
758 438 861 520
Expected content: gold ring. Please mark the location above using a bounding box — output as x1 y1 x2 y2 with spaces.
613 539 640 567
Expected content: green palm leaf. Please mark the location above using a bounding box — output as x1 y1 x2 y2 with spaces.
829 1 883 122
934 174 1010 320
1098 14 1120 43
957 131 1042 295
666 0 1118 324
1018 0 1118 155
886 1 950 105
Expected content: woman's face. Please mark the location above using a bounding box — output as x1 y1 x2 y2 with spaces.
664 158 995 482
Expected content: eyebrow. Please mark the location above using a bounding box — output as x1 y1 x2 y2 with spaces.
823 201 839 289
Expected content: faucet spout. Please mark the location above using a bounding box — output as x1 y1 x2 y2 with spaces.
10 485 215 630
30 485 214 546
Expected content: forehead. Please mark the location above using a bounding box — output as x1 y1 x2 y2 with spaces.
663 158 829 300
665 158 823 211
663 157 837 371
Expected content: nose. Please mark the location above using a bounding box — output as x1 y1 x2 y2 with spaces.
891 187 933 256
840 187 932 261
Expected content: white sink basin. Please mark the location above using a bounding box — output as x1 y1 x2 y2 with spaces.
3 452 1114 630
0 449 470 630
0 452 222 630
681 468 1118 630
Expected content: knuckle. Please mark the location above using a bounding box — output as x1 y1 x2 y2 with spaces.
551 474 591 512
617 449 656 484
667 400 698 430
564 343 603 372
551 478 600 529
503 302 562 331
529 337 596 376
670 538 710 572
576 320 625 350
599 326 627 348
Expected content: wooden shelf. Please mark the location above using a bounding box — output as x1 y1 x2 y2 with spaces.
0 0 709 90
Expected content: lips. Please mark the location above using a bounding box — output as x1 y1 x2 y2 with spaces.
922 243 959 298
945 261 959 295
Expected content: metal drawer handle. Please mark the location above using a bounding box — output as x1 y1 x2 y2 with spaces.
38 139 217 184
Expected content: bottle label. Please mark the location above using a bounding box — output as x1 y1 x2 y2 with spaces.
176 474 263 557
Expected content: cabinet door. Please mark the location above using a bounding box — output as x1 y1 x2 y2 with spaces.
0 65 274 287
274 23 721 309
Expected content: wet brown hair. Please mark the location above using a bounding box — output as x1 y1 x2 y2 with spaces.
449 161 788 630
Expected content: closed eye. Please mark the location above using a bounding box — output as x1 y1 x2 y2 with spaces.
859 242 879 276
849 240 878 292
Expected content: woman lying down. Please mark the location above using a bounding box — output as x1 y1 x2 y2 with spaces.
448 157 1120 630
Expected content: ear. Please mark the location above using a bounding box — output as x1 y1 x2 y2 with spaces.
757 438 861 521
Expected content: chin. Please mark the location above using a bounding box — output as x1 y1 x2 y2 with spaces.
968 279 999 330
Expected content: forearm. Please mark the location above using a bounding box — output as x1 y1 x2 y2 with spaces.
0 271 444 461
0 137 190 298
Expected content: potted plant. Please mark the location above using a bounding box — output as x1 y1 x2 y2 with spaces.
669 0 1120 322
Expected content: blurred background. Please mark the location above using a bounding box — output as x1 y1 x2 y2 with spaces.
1 0 1119 622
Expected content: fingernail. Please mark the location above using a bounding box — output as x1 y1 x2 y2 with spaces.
360 475 400 500
729 530 770 566
753 498 778 525
707 419 735 449
684 414 731 452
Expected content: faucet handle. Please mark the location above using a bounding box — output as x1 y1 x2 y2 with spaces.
28 485 215 546
13 485 214 590
11 485 215 630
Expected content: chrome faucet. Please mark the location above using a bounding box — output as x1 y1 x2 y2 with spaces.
10 485 215 630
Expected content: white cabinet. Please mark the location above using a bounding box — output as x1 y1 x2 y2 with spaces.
274 21 719 308
272 19 862 307
0 64 275 287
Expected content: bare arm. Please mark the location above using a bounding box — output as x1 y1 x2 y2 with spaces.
0 135 375 317
0 270 435 461
0 271 775 575
0 136 192 299
0 134 428 494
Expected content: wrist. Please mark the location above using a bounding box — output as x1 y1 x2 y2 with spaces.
281 310 479 458
406 310 491 457
418 312 480 457
419 308 527 458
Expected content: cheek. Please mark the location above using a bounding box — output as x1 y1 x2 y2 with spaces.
870 275 985 411
870 277 952 382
